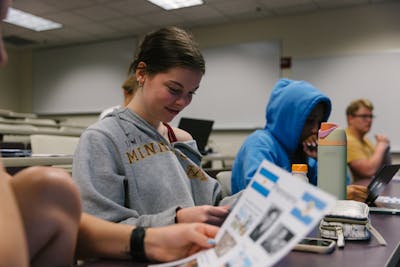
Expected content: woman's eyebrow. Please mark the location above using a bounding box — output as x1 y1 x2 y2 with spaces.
168 80 200 91
167 80 183 88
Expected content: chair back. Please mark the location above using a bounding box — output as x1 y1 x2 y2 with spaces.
30 134 79 155
216 170 232 198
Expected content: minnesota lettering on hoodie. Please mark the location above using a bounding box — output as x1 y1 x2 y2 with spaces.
125 141 208 181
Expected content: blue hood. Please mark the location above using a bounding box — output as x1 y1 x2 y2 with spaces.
265 78 331 154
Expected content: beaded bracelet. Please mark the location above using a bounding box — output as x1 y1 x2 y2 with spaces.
130 227 148 261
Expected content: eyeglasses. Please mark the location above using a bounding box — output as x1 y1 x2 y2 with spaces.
352 114 375 119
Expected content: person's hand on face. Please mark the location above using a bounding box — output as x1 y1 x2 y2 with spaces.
302 135 318 159
301 103 325 159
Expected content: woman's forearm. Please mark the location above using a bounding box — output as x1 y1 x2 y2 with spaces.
76 213 134 260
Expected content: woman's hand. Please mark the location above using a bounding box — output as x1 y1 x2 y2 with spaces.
145 223 219 262
346 185 368 202
176 205 230 226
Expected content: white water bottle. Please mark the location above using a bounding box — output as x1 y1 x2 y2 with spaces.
292 164 309 183
317 122 347 199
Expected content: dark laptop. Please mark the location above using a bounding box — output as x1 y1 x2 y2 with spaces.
177 117 214 155
365 164 400 206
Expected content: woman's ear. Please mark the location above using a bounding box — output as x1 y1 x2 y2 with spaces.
135 62 147 86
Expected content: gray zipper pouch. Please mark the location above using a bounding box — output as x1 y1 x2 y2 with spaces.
319 200 386 248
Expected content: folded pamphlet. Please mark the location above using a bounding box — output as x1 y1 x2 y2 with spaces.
150 160 336 267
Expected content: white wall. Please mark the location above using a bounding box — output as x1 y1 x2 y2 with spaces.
292 51 400 150
33 38 136 114
170 41 280 129
0 48 32 112
33 40 281 130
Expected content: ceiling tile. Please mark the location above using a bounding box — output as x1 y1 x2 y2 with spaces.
135 10 186 27
45 11 95 25
106 0 161 16
11 0 60 15
210 0 272 18
259 0 315 8
39 0 99 10
73 5 122 22
76 23 121 37
105 18 149 32
172 5 226 21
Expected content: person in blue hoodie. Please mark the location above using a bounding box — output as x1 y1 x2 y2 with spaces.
231 78 368 202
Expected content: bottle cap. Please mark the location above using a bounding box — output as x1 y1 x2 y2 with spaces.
320 122 338 131
318 122 346 145
292 164 308 173
319 122 338 138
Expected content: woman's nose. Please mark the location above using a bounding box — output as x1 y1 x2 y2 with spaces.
175 95 191 107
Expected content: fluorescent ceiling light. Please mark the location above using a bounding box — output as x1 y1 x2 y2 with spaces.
4 8 62 32
147 0 204 10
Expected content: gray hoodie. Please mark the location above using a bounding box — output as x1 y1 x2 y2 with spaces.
72 108 224 227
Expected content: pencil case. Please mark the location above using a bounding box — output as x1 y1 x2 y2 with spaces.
319 200 386 248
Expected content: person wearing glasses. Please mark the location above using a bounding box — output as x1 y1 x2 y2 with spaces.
345 99 391 182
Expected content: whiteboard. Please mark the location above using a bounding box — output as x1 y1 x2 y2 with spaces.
33 37 136 114
32 39 280 130
292 51 400 149
171 41 281 129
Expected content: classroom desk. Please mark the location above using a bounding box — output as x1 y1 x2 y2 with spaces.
78 181 400 267
1 153 232 168
0 122 84 136
2 156 73 167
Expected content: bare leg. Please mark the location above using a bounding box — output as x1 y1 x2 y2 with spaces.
0 172 29 267
10 166 81 267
